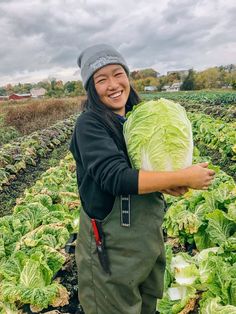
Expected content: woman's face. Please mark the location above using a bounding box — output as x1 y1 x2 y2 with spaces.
93 64 130 116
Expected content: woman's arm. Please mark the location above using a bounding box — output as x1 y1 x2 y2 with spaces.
72 113 215 197
138 162 215 194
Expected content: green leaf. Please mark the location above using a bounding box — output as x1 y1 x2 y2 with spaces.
205 209 236 247
200 297 236 314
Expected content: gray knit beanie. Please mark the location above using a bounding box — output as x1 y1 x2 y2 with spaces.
77 44 129 89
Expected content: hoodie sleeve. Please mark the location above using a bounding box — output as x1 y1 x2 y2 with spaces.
70 112 139 196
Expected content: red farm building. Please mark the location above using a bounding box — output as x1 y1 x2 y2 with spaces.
9 93 32 100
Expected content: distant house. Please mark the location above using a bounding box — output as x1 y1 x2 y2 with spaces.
162 82 182 92
169 82 182 92
221 84 232 89
144 86 157 92
0 95 9 101
9 93 32 100
30 87 46 98
162 85 171 91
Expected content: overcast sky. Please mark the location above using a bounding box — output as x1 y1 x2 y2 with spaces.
0 0 235 86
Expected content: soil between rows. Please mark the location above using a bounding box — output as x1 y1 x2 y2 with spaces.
0 138 71 216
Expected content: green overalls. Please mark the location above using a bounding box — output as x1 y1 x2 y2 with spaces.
75 192 166 314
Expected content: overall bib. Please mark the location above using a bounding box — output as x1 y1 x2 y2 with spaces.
75 193 166 314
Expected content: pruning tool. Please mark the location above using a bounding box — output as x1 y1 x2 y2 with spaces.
91 218 111 275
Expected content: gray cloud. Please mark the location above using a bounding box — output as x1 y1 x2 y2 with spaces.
0 0 235 85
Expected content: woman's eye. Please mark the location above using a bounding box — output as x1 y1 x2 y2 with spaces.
97 79 106 83
115 72 123 77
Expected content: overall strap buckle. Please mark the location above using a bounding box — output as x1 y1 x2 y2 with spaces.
120 195 131 227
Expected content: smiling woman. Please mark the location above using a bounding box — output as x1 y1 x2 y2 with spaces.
93 64 130 115
69 44 215 314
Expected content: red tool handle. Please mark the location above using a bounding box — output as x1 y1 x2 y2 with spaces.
91 219 102 246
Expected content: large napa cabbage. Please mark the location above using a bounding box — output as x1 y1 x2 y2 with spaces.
123 98 193 171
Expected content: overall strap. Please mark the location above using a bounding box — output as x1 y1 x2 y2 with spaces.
120 195 131 227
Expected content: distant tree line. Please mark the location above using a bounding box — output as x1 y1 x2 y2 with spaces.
130 64 236 92
0 64 236 96
0 79 85 97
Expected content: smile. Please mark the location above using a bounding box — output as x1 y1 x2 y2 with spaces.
108 91 122 99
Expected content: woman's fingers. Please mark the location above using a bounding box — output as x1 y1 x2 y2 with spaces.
180 187 189 194
207 169 215 176
202 178 214 189
162 187 187 197
161 189 178 196
197 162 209 168
173 187 189 194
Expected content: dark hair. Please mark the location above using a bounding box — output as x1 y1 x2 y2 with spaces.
81 76 141 151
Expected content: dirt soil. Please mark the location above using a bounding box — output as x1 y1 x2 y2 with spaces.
0 139 71 216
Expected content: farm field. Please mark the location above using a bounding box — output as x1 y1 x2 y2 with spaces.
0 97 84 145
0 97 83 213
0 90 235 313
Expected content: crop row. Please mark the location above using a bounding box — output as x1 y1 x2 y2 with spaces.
0 153 80 313
188 112 236 177
0 115 77 192
180 102 236 123
0 116 20 146
157 155 236 313
141 90 236 105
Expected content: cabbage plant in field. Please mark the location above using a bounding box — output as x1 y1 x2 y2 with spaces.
0 154 80 313
123 98 193 171
157 245 236 313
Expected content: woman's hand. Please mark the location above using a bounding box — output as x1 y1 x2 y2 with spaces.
182 162 215 190
138 162 215 195
161 186 189 197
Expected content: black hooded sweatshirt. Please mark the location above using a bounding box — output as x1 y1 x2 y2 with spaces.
69 110 139 220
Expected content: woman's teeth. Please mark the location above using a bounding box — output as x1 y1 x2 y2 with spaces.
109 91 122 99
